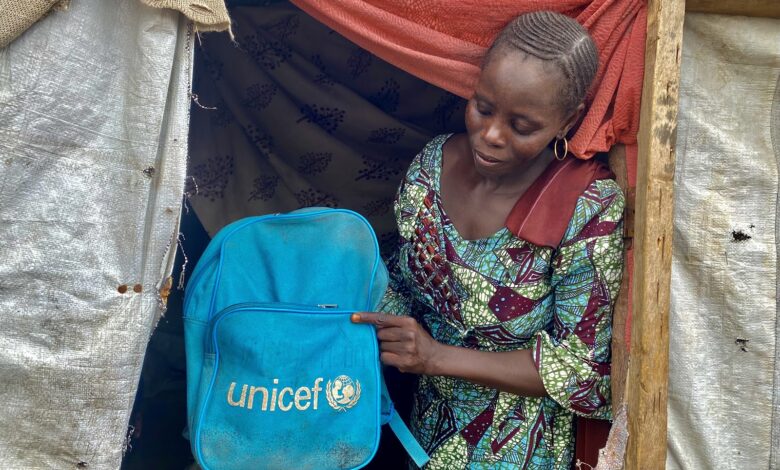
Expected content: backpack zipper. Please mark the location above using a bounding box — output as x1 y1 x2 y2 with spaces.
205 302 354 354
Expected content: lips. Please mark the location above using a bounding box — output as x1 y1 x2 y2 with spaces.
474 149 502 165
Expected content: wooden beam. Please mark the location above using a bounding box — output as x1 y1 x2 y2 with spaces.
625 0 684 468
608 145 635 240
611 250 632 409
607 145 632 409
686 0 780 19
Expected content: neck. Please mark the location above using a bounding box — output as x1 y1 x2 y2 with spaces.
472 148 556 196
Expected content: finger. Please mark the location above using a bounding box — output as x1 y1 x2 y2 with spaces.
379 341 407 354
351 312 404 327
379 351 403 368
377 327 411 342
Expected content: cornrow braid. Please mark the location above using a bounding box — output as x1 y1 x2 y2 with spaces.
486 11 599 114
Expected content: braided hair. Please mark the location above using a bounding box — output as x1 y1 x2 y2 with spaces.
486 11 599 114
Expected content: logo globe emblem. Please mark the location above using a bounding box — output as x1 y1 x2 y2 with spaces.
326 375 361 411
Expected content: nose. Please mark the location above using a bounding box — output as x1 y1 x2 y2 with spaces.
481 119 505 148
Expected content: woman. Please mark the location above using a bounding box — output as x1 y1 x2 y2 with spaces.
353 11 624 469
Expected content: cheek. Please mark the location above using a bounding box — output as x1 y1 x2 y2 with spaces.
509 133 554 161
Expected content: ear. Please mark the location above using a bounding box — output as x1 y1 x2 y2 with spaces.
557 102 585 139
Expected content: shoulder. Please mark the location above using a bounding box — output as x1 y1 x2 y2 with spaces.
579 178 625 220
507 156 621 248
561 178 625 244
591 179 625 210
403 133 452 180
414 133 451 157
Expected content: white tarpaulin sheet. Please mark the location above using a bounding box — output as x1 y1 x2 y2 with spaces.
0 1 192 468
668 13 780 470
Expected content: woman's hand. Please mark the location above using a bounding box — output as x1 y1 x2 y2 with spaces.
352 312 547 396
351 312 442 375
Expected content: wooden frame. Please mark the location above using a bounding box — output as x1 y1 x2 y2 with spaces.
624 1 685 468
615 1 780 469
608 145 631 409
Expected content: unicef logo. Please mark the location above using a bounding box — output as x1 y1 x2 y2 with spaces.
325 375 361 412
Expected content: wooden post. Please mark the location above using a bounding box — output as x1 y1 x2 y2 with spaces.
625 0 685 469
607 145 632 409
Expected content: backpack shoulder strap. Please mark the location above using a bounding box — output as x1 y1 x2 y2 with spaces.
380 380 430 468
388 409 430 468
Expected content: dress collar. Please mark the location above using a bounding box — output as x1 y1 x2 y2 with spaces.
505 156 614 248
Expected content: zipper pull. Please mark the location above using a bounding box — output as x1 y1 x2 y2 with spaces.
317 304 338 309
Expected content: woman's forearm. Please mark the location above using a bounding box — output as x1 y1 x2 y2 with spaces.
352 312 547 397
428 343 547 397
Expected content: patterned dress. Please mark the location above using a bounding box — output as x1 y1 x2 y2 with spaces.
379 134 625 469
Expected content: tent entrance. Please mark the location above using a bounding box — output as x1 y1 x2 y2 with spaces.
122 2 465 468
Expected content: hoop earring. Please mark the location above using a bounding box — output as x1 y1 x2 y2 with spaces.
554 137 568 161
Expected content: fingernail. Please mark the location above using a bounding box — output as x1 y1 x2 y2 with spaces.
351 313 361 322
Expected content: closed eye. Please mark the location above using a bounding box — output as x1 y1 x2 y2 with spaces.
512 125 534 136
511 120 537 136
471 95 493 116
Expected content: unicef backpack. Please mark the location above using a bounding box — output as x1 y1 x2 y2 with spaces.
183 208 429 470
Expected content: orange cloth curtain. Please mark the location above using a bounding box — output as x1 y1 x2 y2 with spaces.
288 0 646 170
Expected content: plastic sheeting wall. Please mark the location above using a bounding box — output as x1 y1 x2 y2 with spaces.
0 1 192 468
668 13 780 470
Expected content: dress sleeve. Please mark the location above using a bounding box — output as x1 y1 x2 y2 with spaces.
376 250 414 316
375 142 424 317
532 179 625 420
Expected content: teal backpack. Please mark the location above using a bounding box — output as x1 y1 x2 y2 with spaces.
183 208 429 470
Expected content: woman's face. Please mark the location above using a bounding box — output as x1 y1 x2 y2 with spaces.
465 49 579 177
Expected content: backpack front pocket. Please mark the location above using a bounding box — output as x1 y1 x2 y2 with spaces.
192 305 382 470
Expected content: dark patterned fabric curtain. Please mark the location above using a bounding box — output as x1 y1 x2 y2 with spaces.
188 2 465 253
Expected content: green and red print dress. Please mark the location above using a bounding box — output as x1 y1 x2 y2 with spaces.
380 134 625 469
